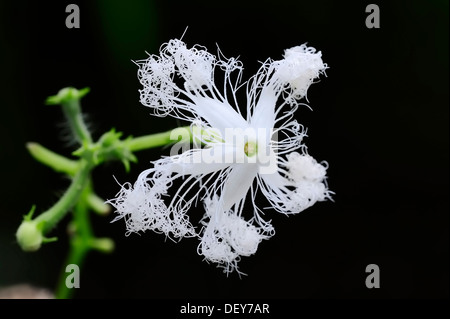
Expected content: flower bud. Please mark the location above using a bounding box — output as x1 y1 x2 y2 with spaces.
16 220 43 252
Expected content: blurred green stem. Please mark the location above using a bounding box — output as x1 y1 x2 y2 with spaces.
55 180 106 299
26 142 79 176
126 126 191 152
35 160 92 234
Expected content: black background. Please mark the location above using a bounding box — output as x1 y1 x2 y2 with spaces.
0 0 448 300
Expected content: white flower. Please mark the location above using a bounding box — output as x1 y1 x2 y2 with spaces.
109 38 333 274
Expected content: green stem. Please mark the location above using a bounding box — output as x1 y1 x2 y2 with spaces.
26 142 79 176
126 126 191 152
87 192 111 215
75 181 94 239
55 180 91 299
61 99 92 144
34 160 92 233
55 180 113 299
55 237 89 299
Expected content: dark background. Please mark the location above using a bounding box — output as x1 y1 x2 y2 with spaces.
0 0 448 299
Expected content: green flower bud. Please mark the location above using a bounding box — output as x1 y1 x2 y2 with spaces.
16 220 43 252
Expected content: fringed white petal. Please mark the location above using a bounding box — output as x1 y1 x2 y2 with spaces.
107 169 196 239
249 85 278 131
198 196 271 275
137 38 248 135
162 39 215 89
190 96 249 136
275 44 328 101
221 163 259 212
163 144 236 176
285 152 327 183
258 152 332 215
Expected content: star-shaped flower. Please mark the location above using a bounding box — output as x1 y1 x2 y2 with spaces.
109 38 333 274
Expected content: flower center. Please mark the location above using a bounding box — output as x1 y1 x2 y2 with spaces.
244 141 258 157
